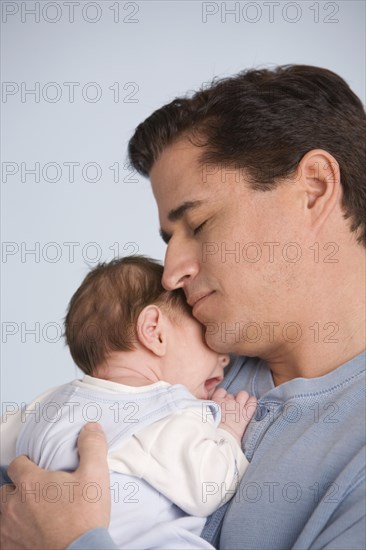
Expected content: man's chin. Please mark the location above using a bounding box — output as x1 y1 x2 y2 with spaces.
204 330 232 354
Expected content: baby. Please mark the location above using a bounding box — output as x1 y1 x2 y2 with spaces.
1 256 257 549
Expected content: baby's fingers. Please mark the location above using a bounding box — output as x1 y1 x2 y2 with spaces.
234 391 257 419
211 388 227 404
243 396 258 421
234 390 250 405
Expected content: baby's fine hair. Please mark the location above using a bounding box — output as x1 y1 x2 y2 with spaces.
64 255 191 375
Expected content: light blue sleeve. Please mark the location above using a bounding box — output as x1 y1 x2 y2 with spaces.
67 528 118 550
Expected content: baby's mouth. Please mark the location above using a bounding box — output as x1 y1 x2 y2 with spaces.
204 376 223 398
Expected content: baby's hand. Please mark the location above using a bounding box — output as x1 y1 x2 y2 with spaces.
211 388 257 443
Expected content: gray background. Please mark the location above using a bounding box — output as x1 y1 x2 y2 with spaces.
1 0 365 407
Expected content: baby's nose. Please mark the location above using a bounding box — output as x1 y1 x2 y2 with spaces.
220 354 230 368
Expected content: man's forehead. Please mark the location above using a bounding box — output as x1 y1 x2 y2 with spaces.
150 138 203 187
149 138 251 223
150 137 253 195
149 144 209 217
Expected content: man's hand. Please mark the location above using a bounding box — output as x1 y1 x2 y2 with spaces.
0 422 111 550
212 388 257 443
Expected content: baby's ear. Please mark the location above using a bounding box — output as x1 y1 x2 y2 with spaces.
136 305 167 356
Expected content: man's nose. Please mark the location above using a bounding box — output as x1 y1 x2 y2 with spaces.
162 242 199 290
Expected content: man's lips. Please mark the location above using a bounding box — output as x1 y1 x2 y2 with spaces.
187 291 215 311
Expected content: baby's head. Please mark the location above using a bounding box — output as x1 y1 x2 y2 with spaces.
65 255 229 398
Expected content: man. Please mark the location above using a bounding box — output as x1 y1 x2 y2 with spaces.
1 65 365 549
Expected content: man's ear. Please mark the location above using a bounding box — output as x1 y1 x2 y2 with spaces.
295 149 341 232
136 305 167 356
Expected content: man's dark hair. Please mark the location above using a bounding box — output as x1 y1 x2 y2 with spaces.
128 65 366 246
64 255 191 375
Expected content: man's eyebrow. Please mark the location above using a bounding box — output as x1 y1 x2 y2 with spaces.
159 200 204 244
168 200 204 222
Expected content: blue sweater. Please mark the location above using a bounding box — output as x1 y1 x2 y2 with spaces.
70 351 366 550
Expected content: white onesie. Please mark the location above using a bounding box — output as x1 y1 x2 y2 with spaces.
1 375 248 549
